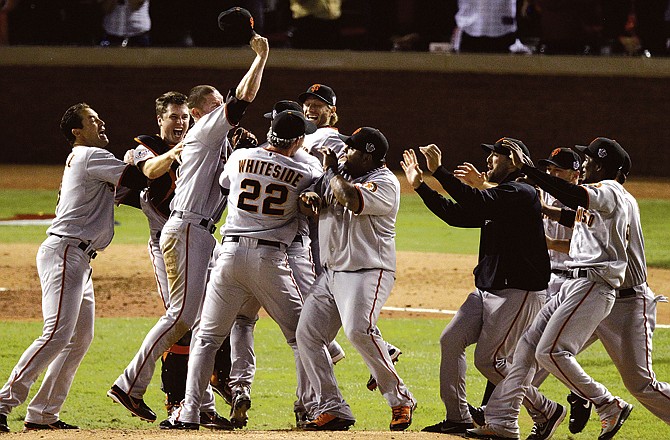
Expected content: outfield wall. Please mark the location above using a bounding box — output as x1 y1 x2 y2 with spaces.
1 47 669 177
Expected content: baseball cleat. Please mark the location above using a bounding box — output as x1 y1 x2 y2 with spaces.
199 411 233 430
159 418 199 430
367 344 402 391
567 391 592 434
23 420 79 431
107 384 156 422
0 414 9 433
303 413 355 431
422 419 474 434
210 374 233 406
598 400 633 440
526 404 566 440
390 404 413 431
469 403 486 427
230 386 251 428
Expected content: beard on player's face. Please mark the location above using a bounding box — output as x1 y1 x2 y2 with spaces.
486 152 513 184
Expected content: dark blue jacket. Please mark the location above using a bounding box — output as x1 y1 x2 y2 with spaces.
416 166 550 292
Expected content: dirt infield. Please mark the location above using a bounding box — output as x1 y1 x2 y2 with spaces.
1 165 669 323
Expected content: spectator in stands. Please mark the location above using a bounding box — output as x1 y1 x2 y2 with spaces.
453 0 518 53
289 0 342 49
100 0 151 47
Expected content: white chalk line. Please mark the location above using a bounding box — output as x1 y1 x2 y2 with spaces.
381 306 670 329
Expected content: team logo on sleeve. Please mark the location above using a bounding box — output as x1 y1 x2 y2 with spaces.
136 150 149 160
361 182 378 192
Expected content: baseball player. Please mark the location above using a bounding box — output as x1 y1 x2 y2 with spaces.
400 138 549 435
164 109 321 430
467 137 634 440
298 83 345 162
107 33 269 425
299 85 403 391
217 100 347 428
296 127 415 431
116 91 229 428
0 103 145 433
541 152 670 431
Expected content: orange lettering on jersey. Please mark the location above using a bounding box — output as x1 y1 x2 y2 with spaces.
575 206 595 227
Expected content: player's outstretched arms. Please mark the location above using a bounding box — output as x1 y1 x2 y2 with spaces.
400 149 424 189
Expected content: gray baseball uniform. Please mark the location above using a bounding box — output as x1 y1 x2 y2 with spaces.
174 145 321 425
483 179 633 437
0 146 131 425
113 97 237 412
296 165 415 421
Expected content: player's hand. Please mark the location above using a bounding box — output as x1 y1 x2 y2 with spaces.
299 191 321 218
170 142 184 164
454 162 490 189
230 127 258 150
418 144 442 173
400 149 424 189
250 34 269 58
503 139 533 169
319 147 338 173
123 149 135 165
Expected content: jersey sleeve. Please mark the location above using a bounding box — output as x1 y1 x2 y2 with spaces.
86 148 131 186
133 145 155 166
219 149 239 190
583 181 618 213
355 175 397 216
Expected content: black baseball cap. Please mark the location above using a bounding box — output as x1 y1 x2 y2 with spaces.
481 137 531 159
338 127 389 162
538 147 581 171
298 84 336 106
270 110 316 139
574 137 627 173
263 100 303 119
217 7 256 46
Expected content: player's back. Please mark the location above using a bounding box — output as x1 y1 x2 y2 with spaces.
220 147 321 246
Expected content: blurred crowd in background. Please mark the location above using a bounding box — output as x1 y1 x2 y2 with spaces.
1 0 669 56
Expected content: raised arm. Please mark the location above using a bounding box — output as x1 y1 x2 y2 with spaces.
235 34 269 103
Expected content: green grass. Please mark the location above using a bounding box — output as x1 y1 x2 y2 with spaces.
1 190 669 268
0 317 668 438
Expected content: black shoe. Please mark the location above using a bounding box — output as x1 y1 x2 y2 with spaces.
303 413 355 431
230 386 251 428
567 392 592 434
199 411 233 430
526 404 566 440
159 418 199 430
107 384 157 422
469 403 486 427
0 414 8 433
23 420 79 431
295 410 310 429
422 419 474 433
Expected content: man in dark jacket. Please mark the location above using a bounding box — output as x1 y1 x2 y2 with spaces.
400 138 550 435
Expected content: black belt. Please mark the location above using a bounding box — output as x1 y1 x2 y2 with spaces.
617 287 636 298
49 233 97 259
223 235 282 249
292 235 305 244
172 211 216 234
556 268 589 279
